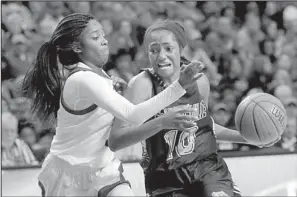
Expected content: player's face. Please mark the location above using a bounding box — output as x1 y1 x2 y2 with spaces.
147 30 181 80
78 20 109 67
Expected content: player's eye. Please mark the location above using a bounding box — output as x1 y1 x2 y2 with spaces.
166 47 174 52
150 49 158 54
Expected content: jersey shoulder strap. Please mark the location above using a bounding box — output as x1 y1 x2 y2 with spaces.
140 68 158 96
61 67 98 115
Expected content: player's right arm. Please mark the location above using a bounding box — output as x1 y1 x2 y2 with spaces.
79 71 185 126
109 72 199 151
79 61 203 126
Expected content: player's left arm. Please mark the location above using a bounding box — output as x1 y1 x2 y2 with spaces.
197 74 249 145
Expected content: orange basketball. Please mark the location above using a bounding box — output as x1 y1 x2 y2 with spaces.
235 93 287 147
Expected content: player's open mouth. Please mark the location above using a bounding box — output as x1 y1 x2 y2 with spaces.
158 63 171 68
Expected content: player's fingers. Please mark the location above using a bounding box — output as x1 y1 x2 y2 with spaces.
175 114 199 122
174 107 197 114
183 126 199 135
170 105 196 113
186 60 205 73
173 120 197 130
191 73 204 81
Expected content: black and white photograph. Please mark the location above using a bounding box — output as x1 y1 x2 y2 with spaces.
1 1 297 196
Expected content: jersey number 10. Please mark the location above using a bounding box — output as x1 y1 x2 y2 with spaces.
164 126 198 161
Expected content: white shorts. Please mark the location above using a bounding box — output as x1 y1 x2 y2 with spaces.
38 153 128 196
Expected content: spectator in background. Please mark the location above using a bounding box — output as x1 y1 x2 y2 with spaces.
3 34 33 78
277 117 297 152
236 11 264 55
247 54 273 92
100 18 114 37
269 69 293 93
283 97 297 118
27 1 46 24
31 128 56 162
9 97 33 120
264 2 279 17
66 2 90 14
276 54 293 72
211 103 239 151
132 46 150 71
109 19 136 55
212 103 232 127
2 98 10 113
39 2 65 39
259 38 277 63
111 49 135 82
283 5 297 43
221 2 240 29
18 119 37 148
2 112 39 167
2 3 35 35
274 84 294 102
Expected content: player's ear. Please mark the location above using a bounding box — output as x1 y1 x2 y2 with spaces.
73 42 82 53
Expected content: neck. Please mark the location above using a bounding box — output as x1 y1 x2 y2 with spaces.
160 72 180 86
80 60 110 79
82 60 100 71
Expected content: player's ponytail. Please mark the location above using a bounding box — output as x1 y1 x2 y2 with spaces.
22 13 95 122
22 41 61 121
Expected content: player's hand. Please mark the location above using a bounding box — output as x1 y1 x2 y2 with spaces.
158 105 199 131
178 60 205 90
257 136 282 148
111 76 127 95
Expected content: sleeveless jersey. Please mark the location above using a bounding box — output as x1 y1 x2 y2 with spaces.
143 70 217 173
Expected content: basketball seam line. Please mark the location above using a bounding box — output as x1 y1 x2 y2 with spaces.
252 103 262 142
237 93 267 131
250 100 281 135
239 98 253 132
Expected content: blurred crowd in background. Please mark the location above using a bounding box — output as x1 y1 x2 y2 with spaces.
2 1 297 167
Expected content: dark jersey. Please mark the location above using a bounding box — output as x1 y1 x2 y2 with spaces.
143 70 217 173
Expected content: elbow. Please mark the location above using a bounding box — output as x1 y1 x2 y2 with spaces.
108 136 122 152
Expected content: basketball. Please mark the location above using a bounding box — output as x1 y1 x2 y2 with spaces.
235 93 287 147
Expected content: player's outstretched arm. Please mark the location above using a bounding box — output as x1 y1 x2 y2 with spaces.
195 74 251 145
79 61 203 126
214 123 249 144
109 72 198 151
79 71 185 126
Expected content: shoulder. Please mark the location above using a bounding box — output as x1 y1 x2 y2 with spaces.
68 70 109 87
128 70 153 89
124 70 153 101
196 74 210 95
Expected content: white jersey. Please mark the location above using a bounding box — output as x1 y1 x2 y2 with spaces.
38 62 186 196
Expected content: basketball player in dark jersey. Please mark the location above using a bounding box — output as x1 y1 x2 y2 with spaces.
111 20 271 197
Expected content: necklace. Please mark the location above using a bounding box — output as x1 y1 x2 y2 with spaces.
148 68 168 91
148 68 194 99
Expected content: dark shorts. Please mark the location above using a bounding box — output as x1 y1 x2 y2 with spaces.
146 154 241 197
38 164 131 197
97 173 131 197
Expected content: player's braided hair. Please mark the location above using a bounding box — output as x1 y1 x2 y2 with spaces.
22 13 95 122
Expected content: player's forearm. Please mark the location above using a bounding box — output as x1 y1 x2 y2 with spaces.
109 119 163 151
214 123 248 144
